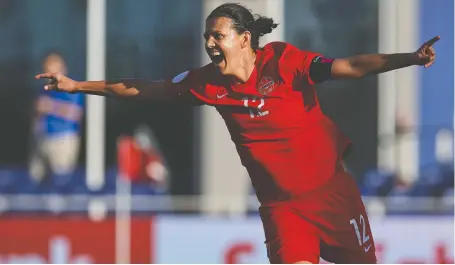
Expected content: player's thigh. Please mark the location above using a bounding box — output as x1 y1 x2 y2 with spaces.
260 205 321 264
321 244 377 264
320 214 377 264
345 171 376 260
321 173 377 263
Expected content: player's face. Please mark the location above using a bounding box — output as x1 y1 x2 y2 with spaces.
204 17 246 75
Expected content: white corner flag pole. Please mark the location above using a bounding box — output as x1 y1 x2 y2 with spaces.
87 1 132 263
86 0 106 190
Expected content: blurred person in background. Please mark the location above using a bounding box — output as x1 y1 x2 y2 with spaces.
117 124 169 190
29 51 84 182
35 3 439 264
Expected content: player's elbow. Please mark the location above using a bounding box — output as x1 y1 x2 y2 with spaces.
106 80 140 98
124 80 175 102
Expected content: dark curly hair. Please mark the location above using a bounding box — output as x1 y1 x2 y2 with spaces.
207 3 278 50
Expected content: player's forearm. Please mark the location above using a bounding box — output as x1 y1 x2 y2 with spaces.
333 53 419 79
74 80 137 97
75 79 173 101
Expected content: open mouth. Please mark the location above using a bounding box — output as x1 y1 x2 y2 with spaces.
208 50 224 65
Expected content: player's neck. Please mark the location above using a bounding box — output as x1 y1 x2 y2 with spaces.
231 50 256 84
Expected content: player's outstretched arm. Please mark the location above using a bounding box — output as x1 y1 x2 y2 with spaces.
35 73 183 101
330 36 440 79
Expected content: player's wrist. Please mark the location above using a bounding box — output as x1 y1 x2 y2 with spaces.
73 81 82 92
408 52 421 65
74 81 89 93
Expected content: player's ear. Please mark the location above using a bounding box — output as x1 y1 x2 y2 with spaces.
241 31 251 49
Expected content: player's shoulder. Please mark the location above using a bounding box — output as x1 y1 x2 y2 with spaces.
263 41 312 54
172 64 215 83
262 42 319 62
195 63 218 77
171 63 225 92
263 41 294 51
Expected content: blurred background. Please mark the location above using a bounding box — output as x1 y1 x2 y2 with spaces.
0 0 453 263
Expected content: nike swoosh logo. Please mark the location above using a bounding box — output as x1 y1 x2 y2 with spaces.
363 244 372 252
217 93 228 99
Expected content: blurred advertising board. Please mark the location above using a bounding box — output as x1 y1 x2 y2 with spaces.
0 216 452 264
154 216 454 264
0 217 152 264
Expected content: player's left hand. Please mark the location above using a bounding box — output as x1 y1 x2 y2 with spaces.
414 36 440 68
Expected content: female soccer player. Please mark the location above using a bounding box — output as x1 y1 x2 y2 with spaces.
36 3 439 264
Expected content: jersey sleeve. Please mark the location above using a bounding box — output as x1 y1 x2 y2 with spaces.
166 66 210 106
279 43 333 85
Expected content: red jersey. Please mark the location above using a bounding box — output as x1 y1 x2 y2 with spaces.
173 42 351 205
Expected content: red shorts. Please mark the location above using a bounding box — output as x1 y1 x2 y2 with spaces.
259 168 377 264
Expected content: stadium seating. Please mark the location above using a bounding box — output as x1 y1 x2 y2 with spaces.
0 163 452 215
409 163 454 197
359 169 396 197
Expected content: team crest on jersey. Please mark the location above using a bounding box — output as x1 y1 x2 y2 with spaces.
257 76 276 95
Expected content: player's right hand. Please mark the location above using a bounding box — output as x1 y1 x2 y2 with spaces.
414 36 440 68
35 72 78 93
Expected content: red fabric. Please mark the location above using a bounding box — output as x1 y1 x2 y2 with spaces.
117 136 164 183
0 217 152 263
259 168 377 264
117 136 142 181
183 42 351 205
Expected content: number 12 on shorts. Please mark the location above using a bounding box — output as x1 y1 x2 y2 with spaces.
349 214 372 252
